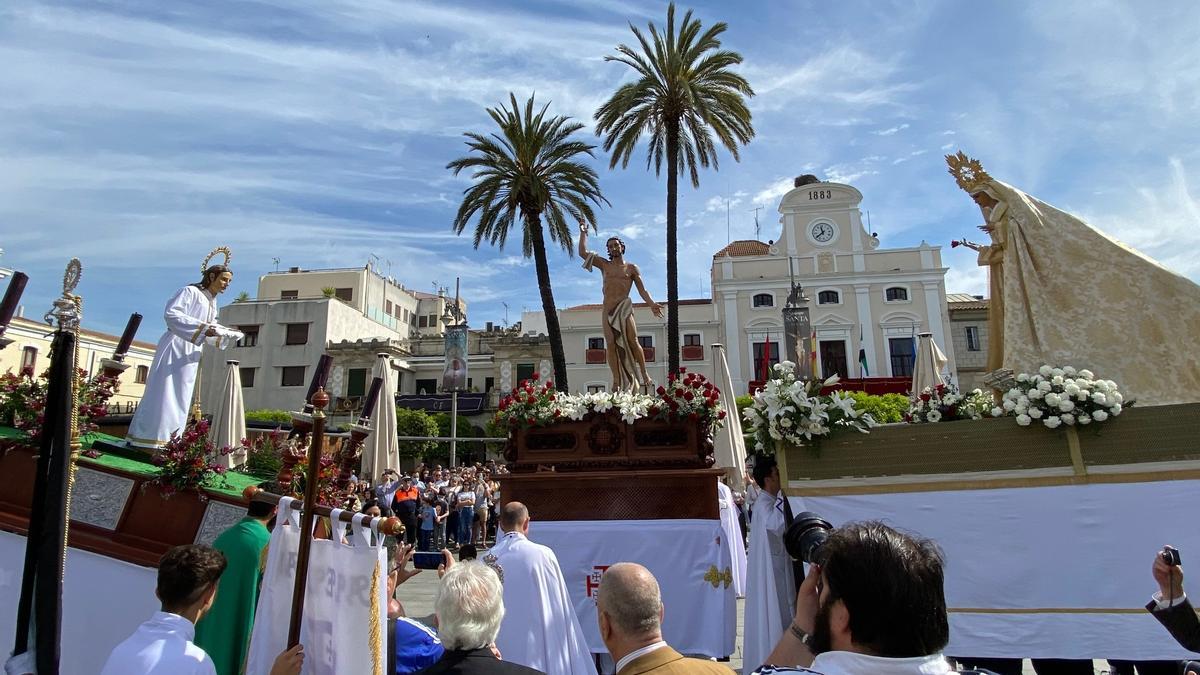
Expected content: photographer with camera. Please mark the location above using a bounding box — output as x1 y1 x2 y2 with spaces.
1148 545 1200 654
753 516 962 675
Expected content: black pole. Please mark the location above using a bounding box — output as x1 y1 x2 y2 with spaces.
11 328 75 674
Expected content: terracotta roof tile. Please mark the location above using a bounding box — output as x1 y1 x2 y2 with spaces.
712 240 771 258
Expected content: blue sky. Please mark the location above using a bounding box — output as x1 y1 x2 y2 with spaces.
3 0 1199 337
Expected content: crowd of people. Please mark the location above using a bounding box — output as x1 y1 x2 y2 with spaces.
344 461 509 553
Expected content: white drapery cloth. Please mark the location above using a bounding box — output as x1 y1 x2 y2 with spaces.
529 519 737 659
743 490 798 673
245 499 388 675
912 332 948 394
488 531 598 675
360 354 398 480
127 285 240 449
795 478 1200 659
98 611 215 675
712 344 748 486
716 482 747 598
208 359 247 469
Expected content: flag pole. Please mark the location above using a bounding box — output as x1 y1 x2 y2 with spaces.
287 387 329 649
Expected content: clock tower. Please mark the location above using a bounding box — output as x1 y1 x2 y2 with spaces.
774 175 878 259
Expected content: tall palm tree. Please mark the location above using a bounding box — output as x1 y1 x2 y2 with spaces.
595 3 754 377
448 93 608 393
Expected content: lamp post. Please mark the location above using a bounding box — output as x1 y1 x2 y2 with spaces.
441 278 466 467
782 258 813 381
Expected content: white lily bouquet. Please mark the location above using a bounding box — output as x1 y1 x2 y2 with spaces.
992 365 1124 429
742 361 875 454
906 383 993 423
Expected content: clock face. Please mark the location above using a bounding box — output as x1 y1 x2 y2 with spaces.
811 222 835 243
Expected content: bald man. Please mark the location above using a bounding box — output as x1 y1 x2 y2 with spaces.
487 503 595 675
597 564 734 675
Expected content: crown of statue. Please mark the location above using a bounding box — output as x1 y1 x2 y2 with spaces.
201 246 233 273
945 151 992 194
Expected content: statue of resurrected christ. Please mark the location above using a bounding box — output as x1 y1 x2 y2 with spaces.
578 224 663 392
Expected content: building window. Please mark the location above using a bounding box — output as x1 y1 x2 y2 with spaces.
966 326 981 352
889 337 916 377
684 334 701 347
751 341 780 381
385 300 393 315
415 378 438 394
285 323 309 345
485 377 495 393
335 288 353 302
281 366 306 387
426 314 437 327
586 384 606 393
817 290 840 305
515 363 536 384
135 365 149 384
819 340 848 379
238 325 259 348
587 337 605 350
347 367 369 397
240 367 256 388
752 293 774 308
280 290 298 299
418 315 428 328
20 347 36 374
885 287 909 302
637 336 653 348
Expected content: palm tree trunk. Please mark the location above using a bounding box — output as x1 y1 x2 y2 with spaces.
665 121 681 377
527 211 570 392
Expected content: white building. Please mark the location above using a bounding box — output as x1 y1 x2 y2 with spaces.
524 177 958 396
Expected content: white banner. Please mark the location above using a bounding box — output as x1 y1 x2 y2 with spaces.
246 499 389 675
794 478 1200 659
531 519 736 658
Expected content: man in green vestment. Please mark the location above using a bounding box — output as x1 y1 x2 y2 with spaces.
195 499 275 675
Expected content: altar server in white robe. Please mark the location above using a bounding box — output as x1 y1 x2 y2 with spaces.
487 502 597 675
127 249 242 450
717 480 747 598
743 456 796 672
101 545 304 675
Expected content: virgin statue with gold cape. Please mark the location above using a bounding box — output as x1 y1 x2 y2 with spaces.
948 152 1200 405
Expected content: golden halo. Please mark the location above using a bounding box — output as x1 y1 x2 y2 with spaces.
201 246 232 274
945 151 992 194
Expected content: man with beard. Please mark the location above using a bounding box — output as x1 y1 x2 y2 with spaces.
752 521 962 675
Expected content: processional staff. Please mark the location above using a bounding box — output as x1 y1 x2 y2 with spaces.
7 259 82 675
244 386 403 648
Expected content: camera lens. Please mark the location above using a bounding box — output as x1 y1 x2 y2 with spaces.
784 512 834 563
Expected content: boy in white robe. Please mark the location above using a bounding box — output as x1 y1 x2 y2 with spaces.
743 457 798 672
487 502 597 675
127 262 241 449
100 544 302 675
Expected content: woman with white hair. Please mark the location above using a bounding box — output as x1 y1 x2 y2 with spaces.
416 561 544 675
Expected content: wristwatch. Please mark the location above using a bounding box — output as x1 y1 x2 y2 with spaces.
789 622 811 646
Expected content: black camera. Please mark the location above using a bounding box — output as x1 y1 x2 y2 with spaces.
784 511 834 563
1162 545 1182 567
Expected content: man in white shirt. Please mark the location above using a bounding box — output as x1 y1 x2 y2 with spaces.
100 544 303 675
752 521 956 675
489 502 596 675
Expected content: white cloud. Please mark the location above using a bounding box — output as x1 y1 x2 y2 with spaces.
753 177 795 207
873 123 910 136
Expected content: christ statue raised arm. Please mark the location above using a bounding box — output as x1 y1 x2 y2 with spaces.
578 224 663 392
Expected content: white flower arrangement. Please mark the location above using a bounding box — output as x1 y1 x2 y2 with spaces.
994 366 1123 429
906 383 993 423
742 361 875 454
